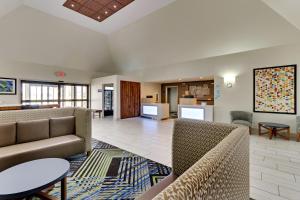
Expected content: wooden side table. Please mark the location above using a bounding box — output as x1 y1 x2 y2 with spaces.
92 109 102 119
258 122 290 140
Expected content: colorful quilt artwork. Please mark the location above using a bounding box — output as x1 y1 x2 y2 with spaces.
254 65 296 114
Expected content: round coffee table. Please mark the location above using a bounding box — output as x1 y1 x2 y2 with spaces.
258 122 290 140
0 158 70 200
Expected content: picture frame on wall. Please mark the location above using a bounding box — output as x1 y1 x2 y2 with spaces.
0 77 17 95
253 65 297 114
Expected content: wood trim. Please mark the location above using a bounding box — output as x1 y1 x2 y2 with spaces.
0 106 22 111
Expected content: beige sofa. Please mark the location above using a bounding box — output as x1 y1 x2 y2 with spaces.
0 107 91 172
139 119 249 200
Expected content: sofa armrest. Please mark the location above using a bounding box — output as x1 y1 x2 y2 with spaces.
74 108 92 153
172 119 237 176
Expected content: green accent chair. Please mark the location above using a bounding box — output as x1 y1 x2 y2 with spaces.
296 116 300 142
230 111 253 134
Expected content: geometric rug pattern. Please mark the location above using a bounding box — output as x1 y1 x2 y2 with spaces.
48 139 172 200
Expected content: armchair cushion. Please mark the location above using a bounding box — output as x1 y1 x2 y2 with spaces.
232 120 252 127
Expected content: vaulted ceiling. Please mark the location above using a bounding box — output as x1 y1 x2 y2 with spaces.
0 0 300 74
23 0 176 34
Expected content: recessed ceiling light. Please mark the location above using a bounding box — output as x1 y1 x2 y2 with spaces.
97 16 101 19
63 0 135 22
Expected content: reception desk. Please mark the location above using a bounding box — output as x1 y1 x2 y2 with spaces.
141 103 169 120
178 105 213 122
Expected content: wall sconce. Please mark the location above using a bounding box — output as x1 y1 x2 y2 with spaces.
224 74 236 88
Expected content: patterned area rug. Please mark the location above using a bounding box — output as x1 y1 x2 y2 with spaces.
48 139 171 199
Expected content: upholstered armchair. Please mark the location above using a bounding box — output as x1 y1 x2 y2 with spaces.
296 116 300 142
138 119 249 200
230 111 253 134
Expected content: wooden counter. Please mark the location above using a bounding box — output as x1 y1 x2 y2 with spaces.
0 105 22 111
0 104 60 111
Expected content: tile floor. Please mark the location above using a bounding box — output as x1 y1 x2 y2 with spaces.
92 117 300 200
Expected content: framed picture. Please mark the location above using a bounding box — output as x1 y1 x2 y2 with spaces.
253 65 297 114
0 78 17 95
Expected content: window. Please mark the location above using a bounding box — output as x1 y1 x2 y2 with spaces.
60 84 88 108
21 81 89 108
22 82 59 105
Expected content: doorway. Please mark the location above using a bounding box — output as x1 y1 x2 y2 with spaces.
103 84 114 117
166 86 178 118
120 81 141 119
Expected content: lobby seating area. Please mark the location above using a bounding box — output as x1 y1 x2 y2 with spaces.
0 108 91 171
2 0 300 199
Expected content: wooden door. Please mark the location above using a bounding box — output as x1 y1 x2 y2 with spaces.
120 81 141 119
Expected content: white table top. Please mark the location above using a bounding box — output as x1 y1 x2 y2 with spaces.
0 158 70 198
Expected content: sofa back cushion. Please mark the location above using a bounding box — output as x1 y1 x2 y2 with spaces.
17 119 49 143
0 108 75 124
0 123 16 147
50 116 75 138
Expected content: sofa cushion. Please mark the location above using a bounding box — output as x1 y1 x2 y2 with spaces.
17 119 49 143
50 116 75 138
0 135 85 172
0 123 16 147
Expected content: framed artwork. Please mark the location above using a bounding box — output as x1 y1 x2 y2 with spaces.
253 65 296 114
0 78 17 95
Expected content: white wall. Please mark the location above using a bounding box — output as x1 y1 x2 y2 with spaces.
141 82 161 102
91 75 118 119
0 5 113 105
0 5 116 73
0 59 108 105
122 43 300 132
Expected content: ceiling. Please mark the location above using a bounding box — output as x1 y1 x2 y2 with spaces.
22 0 176 34
261 0 300 31
152 76 215 84
1 0 300 74
62 0 136 22
108 0 300 72
0 0 22 18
